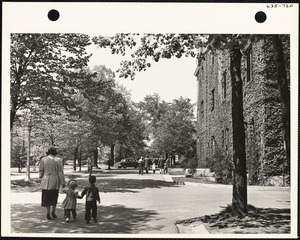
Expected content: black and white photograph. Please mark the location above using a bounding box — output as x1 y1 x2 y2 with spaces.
1 2 298 238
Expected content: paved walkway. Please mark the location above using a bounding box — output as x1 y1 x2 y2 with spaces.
7 165 290 236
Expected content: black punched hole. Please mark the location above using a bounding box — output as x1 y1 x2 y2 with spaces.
255 11 267 23
48 9 60 21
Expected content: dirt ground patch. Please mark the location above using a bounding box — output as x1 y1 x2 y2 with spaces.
176 205 290 234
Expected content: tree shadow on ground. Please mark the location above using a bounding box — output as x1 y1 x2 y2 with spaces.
177 205 290 234
11 175 178 193
11 203 163 234
11 178 42 193
100 169 140 174
99 178 177 193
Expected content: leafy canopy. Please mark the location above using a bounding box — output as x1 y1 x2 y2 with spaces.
92 34 208 80
10 33 94 126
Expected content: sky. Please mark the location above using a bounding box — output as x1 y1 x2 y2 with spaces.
86 42 198 105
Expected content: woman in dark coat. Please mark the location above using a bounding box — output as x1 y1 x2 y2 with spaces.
39 147 65 220
158 157 165 174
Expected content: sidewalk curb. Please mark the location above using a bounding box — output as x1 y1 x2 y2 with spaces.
175 222 210 234
163 174 174 182
183 182 199 186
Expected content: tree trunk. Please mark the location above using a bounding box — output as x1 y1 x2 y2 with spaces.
73 146 78 171
272 35 290 178
50 135 55 146
230 42 248 214
10 107 17 131
78 146 82 172
171 154 176 168
93 149 99 168
18 155 23 173
109 143 115 170
119 144 122 162
11 74 22 130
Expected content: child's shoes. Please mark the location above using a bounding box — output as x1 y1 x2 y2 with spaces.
66 218 70 223
93 218 98 223
86 220 90 224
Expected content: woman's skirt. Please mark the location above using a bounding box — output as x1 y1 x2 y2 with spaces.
41 189 59 207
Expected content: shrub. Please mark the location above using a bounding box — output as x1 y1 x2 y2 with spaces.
180 156 198 169
11 139 26 172
206 149 233 184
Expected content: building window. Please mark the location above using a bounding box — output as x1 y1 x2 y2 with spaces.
211 89 215 111
249 118 254 134
222 72 227 99
200 100 204 118
246 48 253 82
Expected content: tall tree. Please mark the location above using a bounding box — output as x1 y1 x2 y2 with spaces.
137 93 169 136
81 65 117 168
154 97 196 165
124 105 148 157
229 40 247 214
81 65 138 169
10 33 94 129
113 89 148 160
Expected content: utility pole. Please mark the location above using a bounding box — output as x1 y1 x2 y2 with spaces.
25 120 32 181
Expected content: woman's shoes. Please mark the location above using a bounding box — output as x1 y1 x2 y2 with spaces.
47 213 53 220
46 212 57 220
52 212 57 219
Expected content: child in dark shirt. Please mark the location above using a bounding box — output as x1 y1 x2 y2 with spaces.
79 175 100 224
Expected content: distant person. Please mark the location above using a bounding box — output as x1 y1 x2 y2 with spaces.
87 156 93 176
79 175 101 224
138 156 144 175
39 147 65 220
164 158 170 174
61 179 81 223
33 156 41 172
152 160 156 174
144 156 150 173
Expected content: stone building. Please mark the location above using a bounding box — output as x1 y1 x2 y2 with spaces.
194 36 289 184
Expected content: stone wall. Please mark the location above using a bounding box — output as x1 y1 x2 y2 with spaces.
261 36 287 177
196 49 232 167
195 36 289 184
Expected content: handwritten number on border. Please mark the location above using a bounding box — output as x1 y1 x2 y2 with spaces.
267 4 293 8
